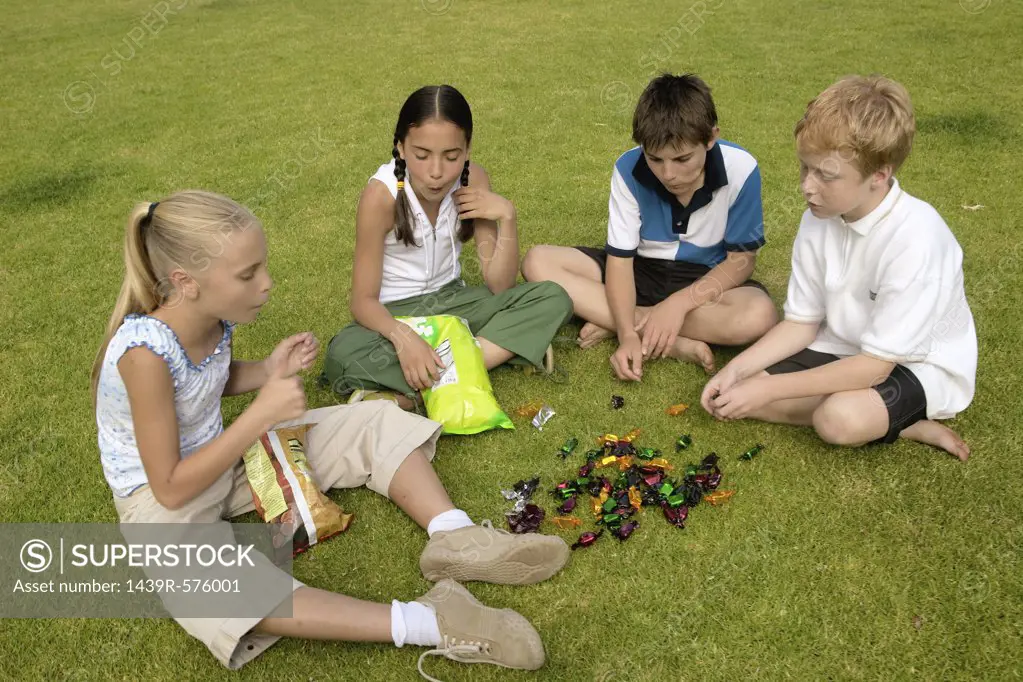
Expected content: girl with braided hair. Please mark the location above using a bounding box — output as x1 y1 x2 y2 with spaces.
324 85 572 408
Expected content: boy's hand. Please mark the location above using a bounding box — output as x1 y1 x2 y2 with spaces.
635 297 688 358
454 187 516 223
701 364 742 415
266 333 319 379
610 333 644 381
710 376 774 420
391 326 445 391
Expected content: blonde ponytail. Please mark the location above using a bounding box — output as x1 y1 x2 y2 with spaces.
91 191 258 407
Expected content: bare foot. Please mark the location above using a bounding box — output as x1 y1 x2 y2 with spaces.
577 322 615 349
664 336 716 374
901 420 970 461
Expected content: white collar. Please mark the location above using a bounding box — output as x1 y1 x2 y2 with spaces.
842 178 902 236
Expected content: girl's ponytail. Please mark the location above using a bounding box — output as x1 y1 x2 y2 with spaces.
90 203 162 405
457 159 474 243
392 140 417 247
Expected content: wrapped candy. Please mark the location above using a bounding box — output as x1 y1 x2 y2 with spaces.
558 437 579 459
597 433 619 447
514 400 544 418
613 520 638 540
675 434 693 451
703 489 735 506
610 395 625 409
578 460 596 477
647 458 673 470
506 503 544 533
666 403 689 416
531 405 556 430
501 477 541 513
558 497 577 514
628 487 643 511
636 447 660 460
622 428 642 442
591 491 608 516
663 505 688 528
599 455 618 467
571 530 603 550
552 516 581 530
739 443 764 461
617 456 635 471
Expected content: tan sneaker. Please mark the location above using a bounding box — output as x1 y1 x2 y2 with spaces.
543 344 555 374
415 579 544 680
420 520 570 585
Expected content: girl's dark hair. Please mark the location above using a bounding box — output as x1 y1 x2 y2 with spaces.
392 85 474 247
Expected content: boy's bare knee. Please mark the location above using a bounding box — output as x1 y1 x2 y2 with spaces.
812 396 862 445
521 245 551 281
732 294 778 343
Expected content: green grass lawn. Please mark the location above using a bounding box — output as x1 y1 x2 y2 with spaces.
2 0 1021 679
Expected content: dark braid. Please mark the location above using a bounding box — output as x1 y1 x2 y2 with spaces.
457 159 475 242
392 140 417 247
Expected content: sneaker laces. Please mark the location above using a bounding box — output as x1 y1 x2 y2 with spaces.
417 635 496 682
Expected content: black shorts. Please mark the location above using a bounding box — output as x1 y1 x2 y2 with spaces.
765 348 928 444
575 246 769 307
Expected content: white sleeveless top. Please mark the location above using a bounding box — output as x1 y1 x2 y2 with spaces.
370 160 463 303
95 314 233 497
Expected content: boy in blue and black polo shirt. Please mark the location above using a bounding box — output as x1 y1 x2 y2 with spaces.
523 73 776 380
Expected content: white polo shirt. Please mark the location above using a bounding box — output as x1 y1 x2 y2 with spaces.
783 179 977 419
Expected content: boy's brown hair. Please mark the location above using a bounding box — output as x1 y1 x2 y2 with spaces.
795 75 916 176
633 73 717 150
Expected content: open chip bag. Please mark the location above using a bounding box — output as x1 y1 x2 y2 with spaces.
396 314 514 435
242 424 353 556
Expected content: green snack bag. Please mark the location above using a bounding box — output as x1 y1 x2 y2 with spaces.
396 315 514 435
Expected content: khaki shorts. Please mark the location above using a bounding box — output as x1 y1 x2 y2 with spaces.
113 402 442 669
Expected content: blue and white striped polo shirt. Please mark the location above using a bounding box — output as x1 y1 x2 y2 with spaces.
605 140 765 266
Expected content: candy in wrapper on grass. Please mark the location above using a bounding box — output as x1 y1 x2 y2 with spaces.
622 428 642 442
613 520 638 540
739 443 764 461
571 530 603 550
558 497 577 514
663 505 688 528
666 403 689 416
675 433 693 451
531 405 555 430
506 503 544 533
514 400 544 418
636 446 660 460
552 516 581 530
610 395 625 409
558 437 579 459
704 489 735 506
502 477 540 513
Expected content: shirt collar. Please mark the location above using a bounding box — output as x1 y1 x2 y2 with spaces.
631 142 729 234
842 178 902 236
401 173 463 225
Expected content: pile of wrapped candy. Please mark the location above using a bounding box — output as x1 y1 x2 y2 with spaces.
502 430 736 550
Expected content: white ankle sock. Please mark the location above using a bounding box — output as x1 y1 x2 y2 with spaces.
426 508 474 538
390 600 442 648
